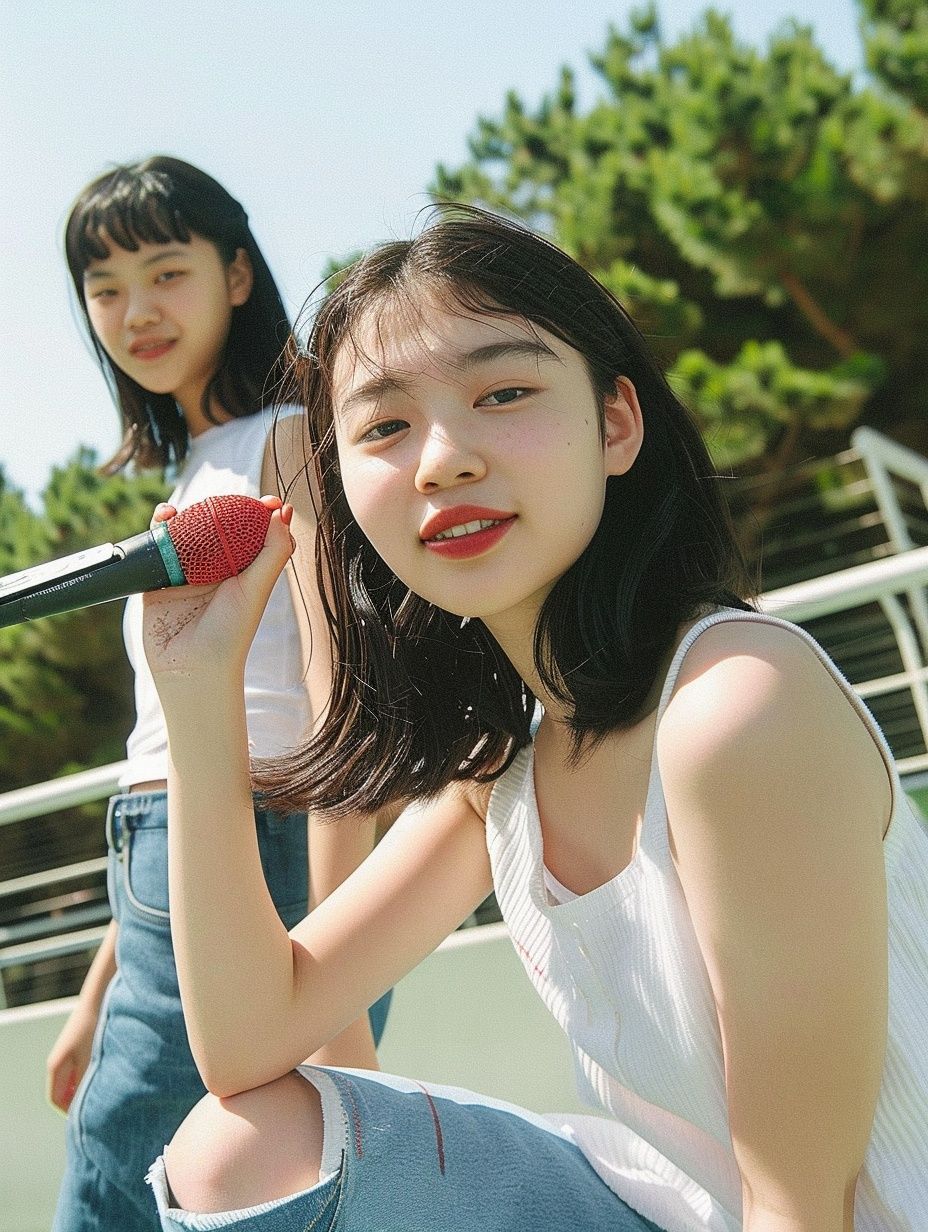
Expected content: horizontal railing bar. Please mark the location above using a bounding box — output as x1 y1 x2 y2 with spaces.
897 753 928 776
733 446 862 492
853 427 928 488
1 887 107 923
0 856 108 900
758 542 898 594
0 903 110 947
759 546 928 623
0 760 128 828
755 508 884 557
0 925 109 969
856 666 928 700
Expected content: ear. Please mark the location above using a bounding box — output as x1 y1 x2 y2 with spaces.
227 247 254 308
603 376 643 477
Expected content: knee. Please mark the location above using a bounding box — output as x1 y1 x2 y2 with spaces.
163 1072 323 1214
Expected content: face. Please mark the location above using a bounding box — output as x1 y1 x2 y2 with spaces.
82 234 252 417
331 294 643 645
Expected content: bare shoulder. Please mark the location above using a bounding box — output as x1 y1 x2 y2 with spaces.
658 617 892 834
261 409 318 509
434 777 495 827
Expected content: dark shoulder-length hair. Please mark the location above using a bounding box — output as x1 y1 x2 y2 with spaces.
65 155 296 472
255 206 752 819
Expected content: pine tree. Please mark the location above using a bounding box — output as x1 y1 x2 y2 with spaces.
0 454 167 791
433 2 928 473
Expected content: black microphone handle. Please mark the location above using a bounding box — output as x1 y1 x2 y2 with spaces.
0 530 174 628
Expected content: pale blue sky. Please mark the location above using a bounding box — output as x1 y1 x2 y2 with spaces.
1 0 864 507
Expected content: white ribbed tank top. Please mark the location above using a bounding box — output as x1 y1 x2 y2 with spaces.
119 409 311 787
486 609 928 1232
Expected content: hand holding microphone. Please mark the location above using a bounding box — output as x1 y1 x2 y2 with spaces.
139 494 296 690
0 494 290 629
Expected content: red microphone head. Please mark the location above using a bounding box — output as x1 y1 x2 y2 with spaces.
167 495 272 585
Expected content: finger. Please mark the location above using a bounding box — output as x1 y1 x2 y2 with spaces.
48 1063 76 1114
232 508 296 603
257 507 297 572
149 503 177 530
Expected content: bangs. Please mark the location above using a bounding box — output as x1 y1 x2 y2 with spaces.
69 171 191 271
329 276 539 391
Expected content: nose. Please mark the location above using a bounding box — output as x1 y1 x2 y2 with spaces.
414 422 486 493
124 286 160 331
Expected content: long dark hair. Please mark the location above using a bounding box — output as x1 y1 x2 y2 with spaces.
65 155 296 472
255 206 752 818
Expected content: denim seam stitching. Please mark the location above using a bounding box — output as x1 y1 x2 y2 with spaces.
122 829 171 921
303 1151 347 1231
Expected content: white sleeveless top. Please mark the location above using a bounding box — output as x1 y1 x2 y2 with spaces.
119 410 312 787
486 609 928 1232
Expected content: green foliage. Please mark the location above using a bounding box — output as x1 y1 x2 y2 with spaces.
320 253 365 294
0 454 168 791
859 0 928 110
670 341 872 469
433 2 928 470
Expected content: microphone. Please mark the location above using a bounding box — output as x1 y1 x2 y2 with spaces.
0 494 272 628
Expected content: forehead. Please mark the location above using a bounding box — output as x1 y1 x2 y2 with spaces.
83 233 210 277
331 293 567 400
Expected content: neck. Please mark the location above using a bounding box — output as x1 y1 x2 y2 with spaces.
177 387 231 437
488 610 703 744
480 604 572 723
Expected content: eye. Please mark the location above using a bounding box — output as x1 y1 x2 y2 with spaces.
358 419 408 443
477 386 531 407
156 269 185 284
88 287 118 301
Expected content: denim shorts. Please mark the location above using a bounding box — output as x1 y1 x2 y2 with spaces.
147 1067 663 1231
53 792 392 1232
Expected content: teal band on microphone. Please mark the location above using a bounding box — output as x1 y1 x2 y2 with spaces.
152 523 185 586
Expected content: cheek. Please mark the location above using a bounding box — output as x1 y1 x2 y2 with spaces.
85 304 113 346
537 437 607 547
340 458 403 553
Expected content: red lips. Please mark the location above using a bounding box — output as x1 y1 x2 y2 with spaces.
419 505 517 559
128 337 176 360
419 504 514 542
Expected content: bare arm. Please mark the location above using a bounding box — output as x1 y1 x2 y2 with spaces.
145 504 492 1096
265 418 390 1070
299 817 383 1070
46 918 118 1110
165 692 490 1095
659 622 890 1232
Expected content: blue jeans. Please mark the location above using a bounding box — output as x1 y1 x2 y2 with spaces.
53 792 392 1232
148 1067 664 1231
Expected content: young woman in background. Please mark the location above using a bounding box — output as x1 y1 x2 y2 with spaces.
46 156 391 1230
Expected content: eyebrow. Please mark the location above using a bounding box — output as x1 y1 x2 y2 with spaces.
84 248 190 281
340 339 559 414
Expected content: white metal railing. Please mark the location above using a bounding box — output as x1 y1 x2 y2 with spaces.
758 546 928 774
853 427 928 551
0 765 128 1007
0 760 128 828
759 545 928 623
850 428 928 760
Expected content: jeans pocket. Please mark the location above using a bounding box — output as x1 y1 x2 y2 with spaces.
69 972 117 1154
123 825 171 920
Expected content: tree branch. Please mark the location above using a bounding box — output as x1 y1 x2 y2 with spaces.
779 270 858 358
